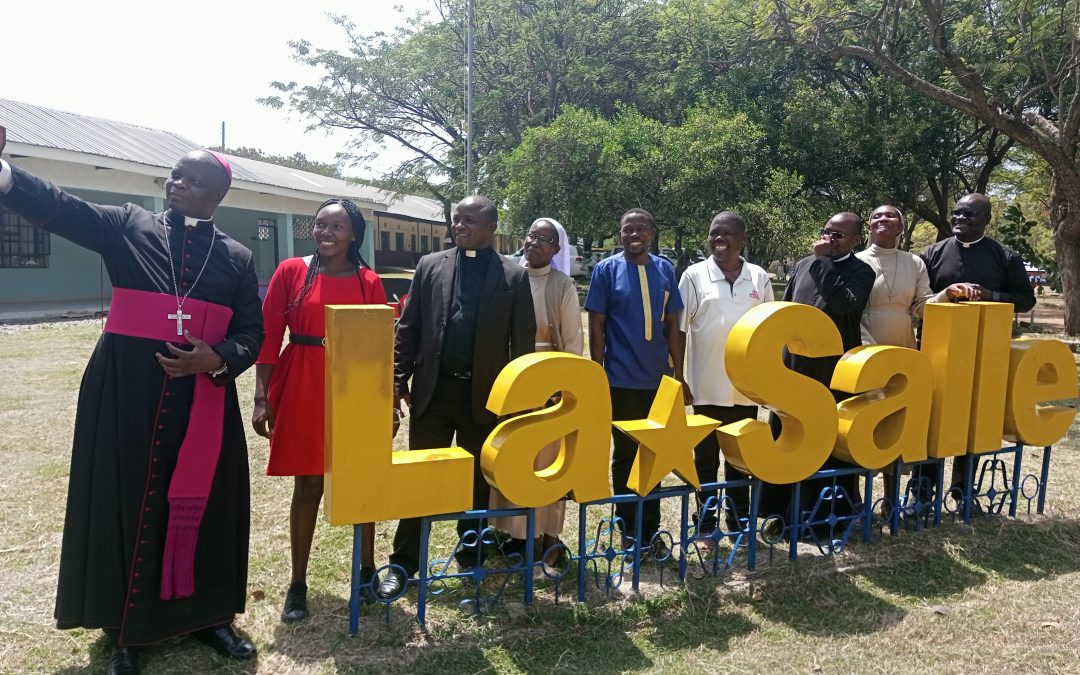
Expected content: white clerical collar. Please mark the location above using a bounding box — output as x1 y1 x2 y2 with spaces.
832 252 853 262
168 211 212 228
954 235 985 248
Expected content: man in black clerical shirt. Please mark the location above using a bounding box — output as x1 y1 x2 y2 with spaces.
765 212 875 532
921 193 1036 310
379 195 535 598
919 193 1036 503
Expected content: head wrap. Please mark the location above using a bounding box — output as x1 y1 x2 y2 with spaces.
205 150 233 185
521 217 571 275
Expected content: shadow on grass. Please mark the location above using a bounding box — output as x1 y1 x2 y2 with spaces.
955 516 1080 581
459 626 650 675
751 571 907 637
52 633 111 675
749 515 1080 639
54 632 260 675
858 515 1080 601
857 550 988 601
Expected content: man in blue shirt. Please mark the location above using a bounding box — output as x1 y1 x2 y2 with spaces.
585 209 685 557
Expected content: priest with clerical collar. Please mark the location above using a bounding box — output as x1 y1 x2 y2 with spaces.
920 193 1036 311
919 192 1036 506
764 212 875 531
0 126 263 675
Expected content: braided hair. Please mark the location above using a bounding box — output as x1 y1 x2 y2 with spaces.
287 198 370 312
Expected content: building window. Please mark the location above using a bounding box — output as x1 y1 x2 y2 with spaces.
380 231 390 251
0 207 50 268
410 234 417 252
395 232 405 251
257 218 276 240
421 235 429 253
292 217 315 240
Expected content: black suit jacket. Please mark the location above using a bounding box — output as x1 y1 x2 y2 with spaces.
395 247 536 423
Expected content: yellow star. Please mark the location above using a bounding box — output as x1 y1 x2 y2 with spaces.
612 376 720 495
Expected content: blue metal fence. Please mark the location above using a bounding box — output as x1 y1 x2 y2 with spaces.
348 443 1052 633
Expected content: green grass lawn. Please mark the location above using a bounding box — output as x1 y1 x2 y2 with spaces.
1 319 1078 674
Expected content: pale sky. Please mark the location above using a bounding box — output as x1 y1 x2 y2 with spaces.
3 0 436 177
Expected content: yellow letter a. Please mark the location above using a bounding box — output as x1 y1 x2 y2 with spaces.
483 352 612 506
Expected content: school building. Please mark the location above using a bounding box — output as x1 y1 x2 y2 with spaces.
0 98 516 320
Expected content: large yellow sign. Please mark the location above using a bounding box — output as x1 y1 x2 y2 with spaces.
323 302 1077 525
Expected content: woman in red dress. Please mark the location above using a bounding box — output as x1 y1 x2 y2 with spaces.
252 198 387 623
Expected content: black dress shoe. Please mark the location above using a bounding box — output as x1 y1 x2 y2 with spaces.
377 569 408 599
194 624 257 659
106 647 140 675
281 581 309 623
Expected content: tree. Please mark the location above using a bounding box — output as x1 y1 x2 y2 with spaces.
504 102 820 264
766 0 1080 333
262 0 653 213
212 146 344 178
504 106 615 247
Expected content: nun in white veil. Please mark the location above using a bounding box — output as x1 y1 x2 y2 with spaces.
492 217 583 566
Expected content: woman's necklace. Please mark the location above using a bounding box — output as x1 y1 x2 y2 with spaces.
879 247 900 302
161 214 216 335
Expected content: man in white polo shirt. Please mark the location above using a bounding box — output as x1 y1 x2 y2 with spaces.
678 211 773 539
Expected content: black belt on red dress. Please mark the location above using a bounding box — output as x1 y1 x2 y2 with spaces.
289 333 325 347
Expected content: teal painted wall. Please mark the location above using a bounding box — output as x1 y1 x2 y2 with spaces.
0 187 152 304
286 211 376 270
0 190 309 306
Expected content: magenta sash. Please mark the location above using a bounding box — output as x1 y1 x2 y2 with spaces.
104 287 233 600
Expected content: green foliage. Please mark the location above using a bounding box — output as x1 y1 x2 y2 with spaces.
213 146 344 178
265 0 1068 289
503 101 818 261
997 202 1059 290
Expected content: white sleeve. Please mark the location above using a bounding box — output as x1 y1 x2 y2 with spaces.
677 270 696 332
0 159 13 194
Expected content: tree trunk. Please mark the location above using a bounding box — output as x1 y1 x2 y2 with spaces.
1051 179 1080 336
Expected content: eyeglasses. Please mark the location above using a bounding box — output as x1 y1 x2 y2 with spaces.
820 229 850 240
525 231 558 245
951 209 979 218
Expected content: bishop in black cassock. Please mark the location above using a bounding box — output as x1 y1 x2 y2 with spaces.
0 127 263 674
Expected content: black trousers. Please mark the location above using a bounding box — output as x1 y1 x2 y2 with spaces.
765 394 861 533
610 386 663 544
691 404 758 533
915 455 974 508
389 376 495 576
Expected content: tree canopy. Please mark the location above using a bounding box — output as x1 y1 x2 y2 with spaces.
266 0 1077 331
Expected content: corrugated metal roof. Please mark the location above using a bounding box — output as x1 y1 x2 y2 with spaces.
0 98 398 208
376 192 447 223
0 98 263 180
0 97 456 220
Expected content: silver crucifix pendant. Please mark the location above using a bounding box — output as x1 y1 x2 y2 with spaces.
168 309 191 336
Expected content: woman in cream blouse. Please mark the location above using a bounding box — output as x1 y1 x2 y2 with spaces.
856 205 933 509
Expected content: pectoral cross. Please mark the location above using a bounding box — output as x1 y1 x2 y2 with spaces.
168 309 191 336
